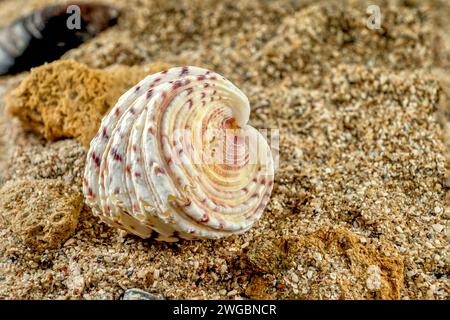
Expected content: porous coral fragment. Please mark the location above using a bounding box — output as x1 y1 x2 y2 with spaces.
5 60 170 147
0 179 83 251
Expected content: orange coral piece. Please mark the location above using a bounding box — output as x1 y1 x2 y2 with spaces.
5 60 171 147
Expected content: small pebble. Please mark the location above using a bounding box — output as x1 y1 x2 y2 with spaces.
431 224 444 233
434 207 442 214
227 289 238 296
123 288 164 300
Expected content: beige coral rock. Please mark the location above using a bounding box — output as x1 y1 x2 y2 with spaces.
310 229 404 300
0 179 83 251
4 60 171 147
245 276 275 300
246 228 404 300
246 237 292 274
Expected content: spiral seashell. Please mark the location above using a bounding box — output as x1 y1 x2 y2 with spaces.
83 66 274 241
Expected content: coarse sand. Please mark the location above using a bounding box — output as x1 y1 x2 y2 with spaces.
0 0 448 299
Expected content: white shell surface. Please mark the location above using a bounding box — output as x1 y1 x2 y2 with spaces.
83 66 274 241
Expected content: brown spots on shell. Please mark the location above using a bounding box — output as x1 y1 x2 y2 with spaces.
126 165 131 174
135 85 141 92
257 203 267 211
101 127 109 140
146 89 154 99
152 78 161 84
200 214 209 222
187 99 193 109
132 144 137 152
147 127 154 135
91 152 101 167
87 187 94 197
186 87 194 95
110 148 123 162
114 108 121 118
172 81 182 90
154 166 165 175
197 75 206 81
180 66 189 76
134 171 142 178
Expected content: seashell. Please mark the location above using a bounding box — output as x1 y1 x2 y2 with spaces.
0 3 118 75
83 66 274 241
